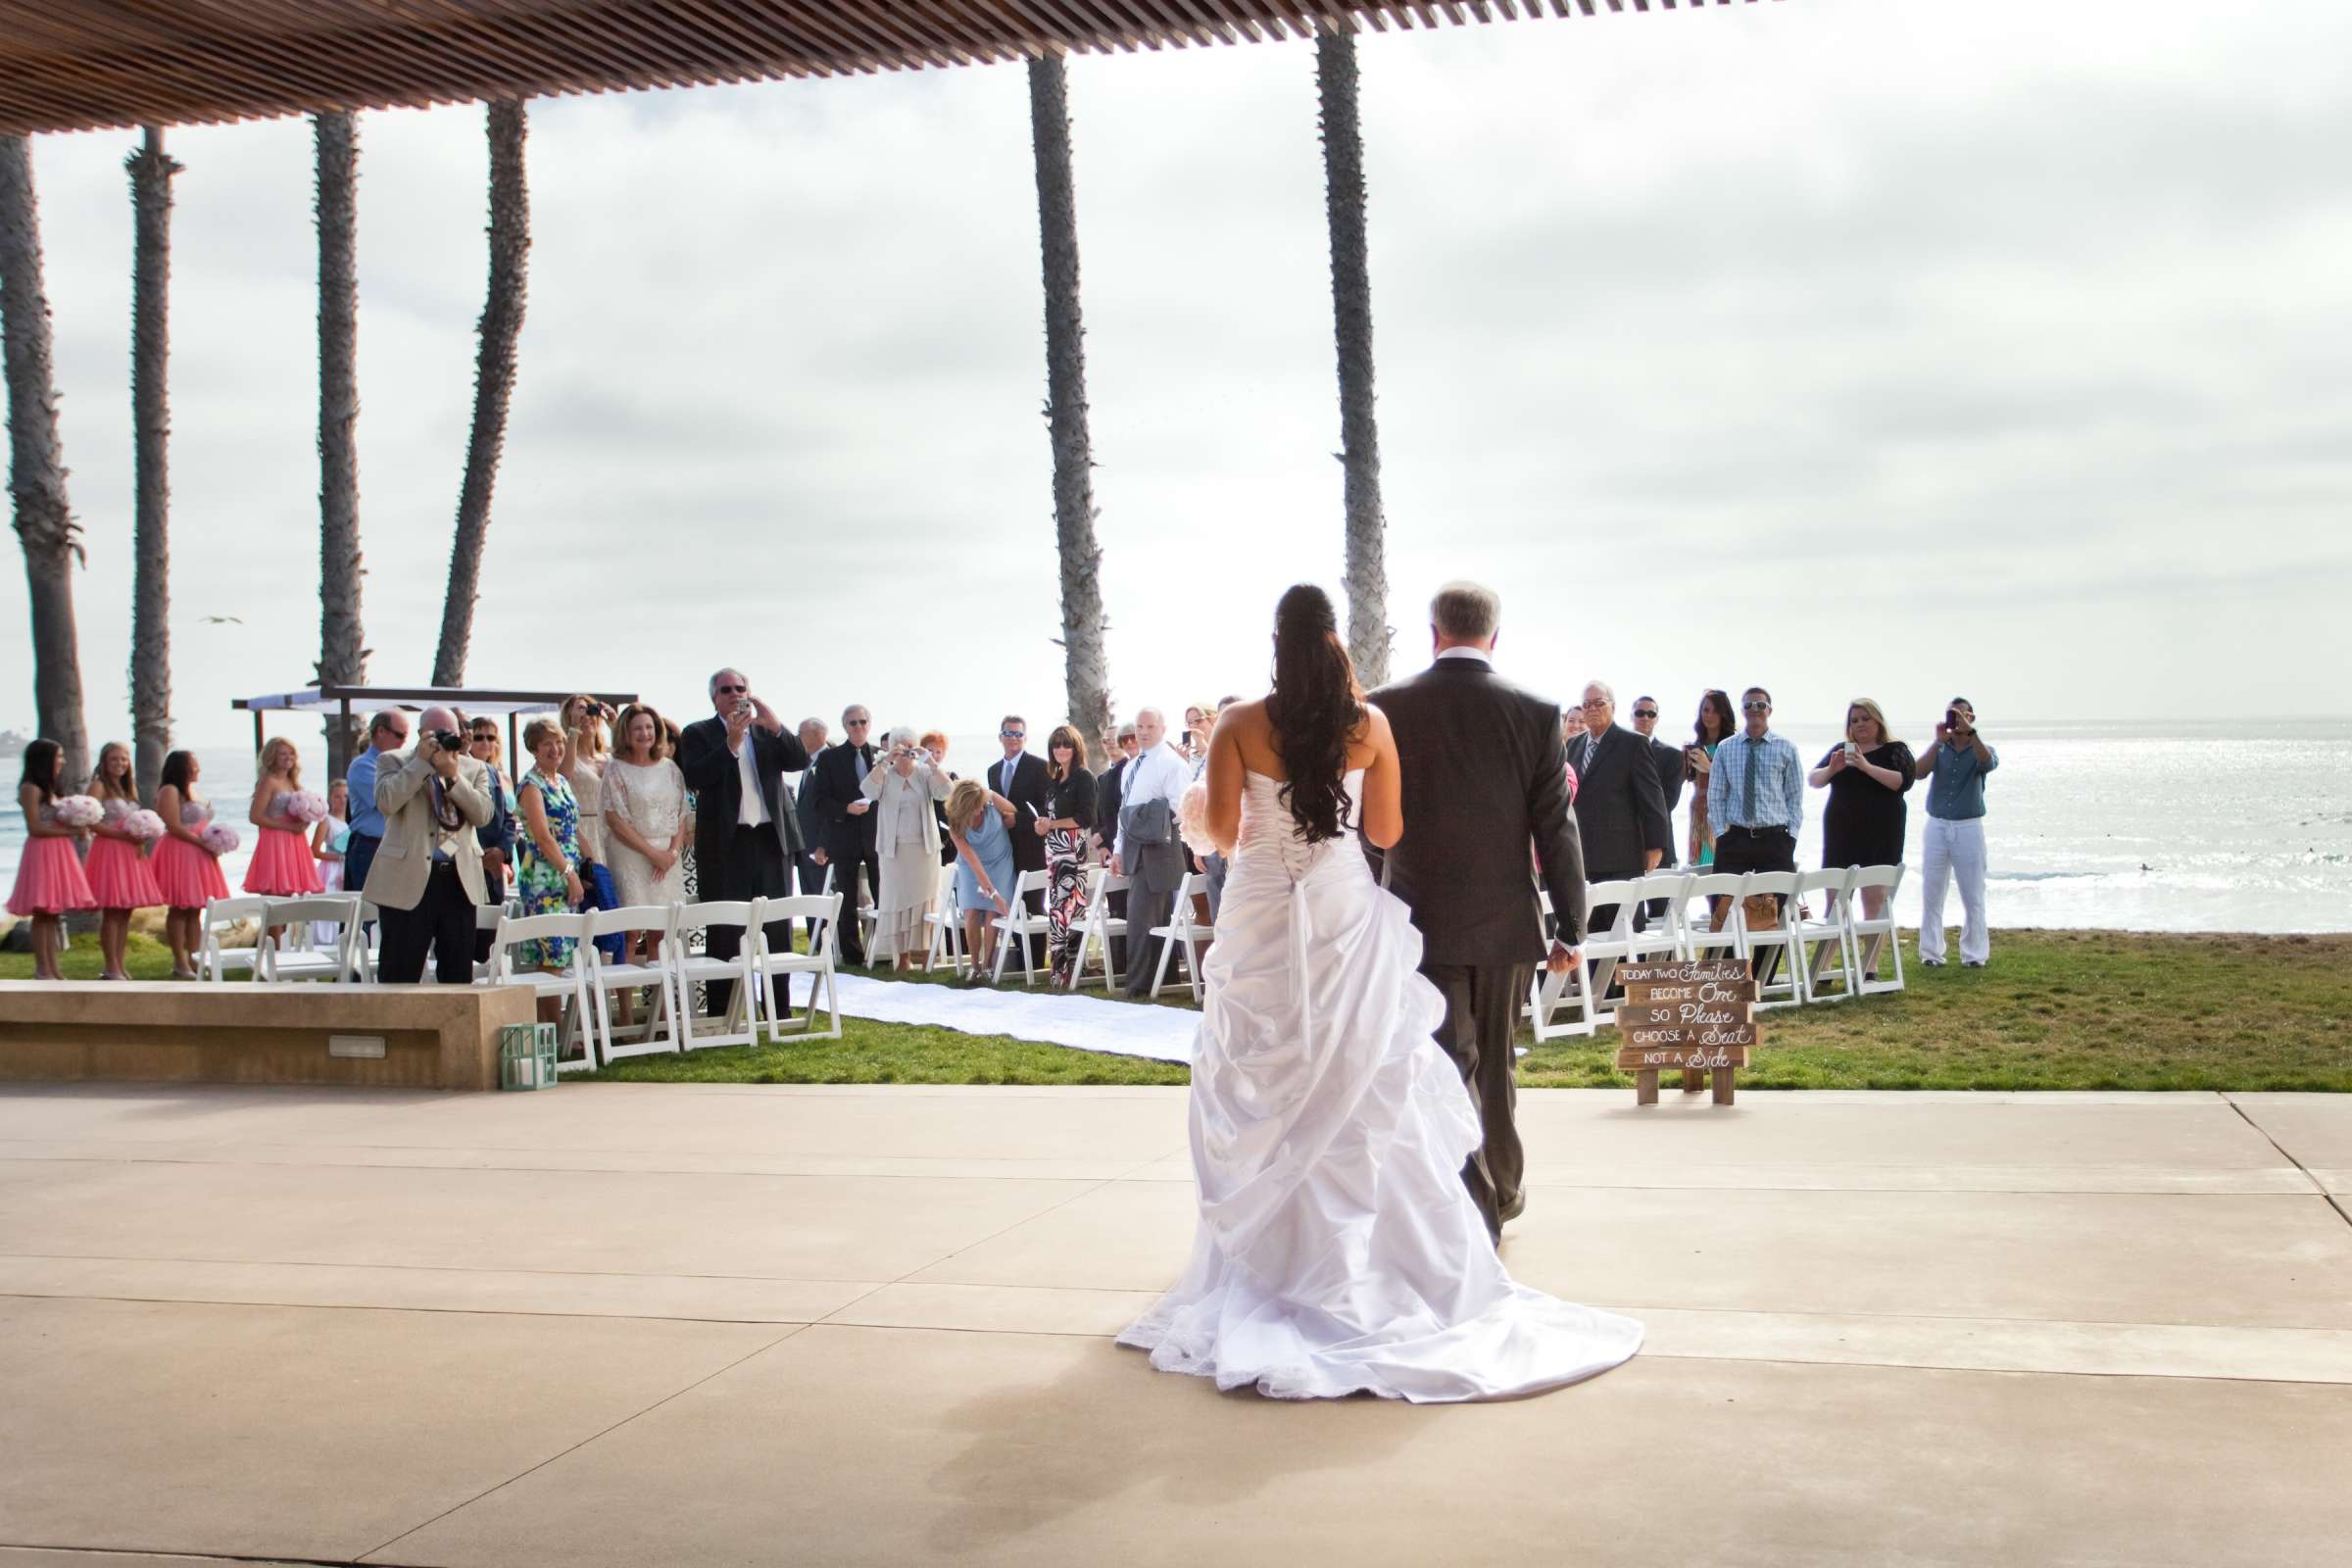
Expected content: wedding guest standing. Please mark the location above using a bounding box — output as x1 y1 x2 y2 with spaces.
9 739 96 980
1112 709 1191 998
988 714 1052 944
1038 725 1097 986
85 741 163 981
514 718 585 1004
1706 687 1806 903
1558 707 1585 803
562 696 617 936
1810 698 1916 923
792 716 830 944
465 719 514 960
859 727 951 970
676 669 809 1016
310 779 352 951
342 710 409 897
1093 721 1139 973
806 705 882 965
1914 696 1999 969
1686 689 1736 870
1630 696 1687 921
242 737 323 897
945 778 1017 979
152 750 229 980
370 707 492 986
1567 682 1669 933
604 704 690 983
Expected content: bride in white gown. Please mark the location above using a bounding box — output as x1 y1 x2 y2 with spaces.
1118 585 1642 1402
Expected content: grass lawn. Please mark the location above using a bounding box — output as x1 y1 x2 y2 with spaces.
7 929 2347 1092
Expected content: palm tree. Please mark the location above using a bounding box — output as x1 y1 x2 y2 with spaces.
127 126 181 802
0 134 91 787
431 97 530 688
1027 53 1114 751
315 112 367 775
1317 25 1391 687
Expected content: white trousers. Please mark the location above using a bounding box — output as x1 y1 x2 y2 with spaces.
1918 814 1989 964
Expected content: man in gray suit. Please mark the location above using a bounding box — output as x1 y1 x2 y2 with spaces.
1109 708 1190 998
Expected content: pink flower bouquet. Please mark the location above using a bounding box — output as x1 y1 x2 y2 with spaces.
121 808 167 844
282 789 329 825
199 822 241 856
52 794 105 829
1178 780 1218 858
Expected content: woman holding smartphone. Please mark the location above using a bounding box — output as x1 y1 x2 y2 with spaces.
1809 697 1915 919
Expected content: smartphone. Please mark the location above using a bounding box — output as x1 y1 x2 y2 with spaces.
1944 709 1958 730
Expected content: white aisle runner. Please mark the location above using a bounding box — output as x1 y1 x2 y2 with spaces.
829 974 1198 1064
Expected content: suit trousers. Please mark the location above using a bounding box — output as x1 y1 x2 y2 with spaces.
1422 959 1533 1243
835 845 885 964
1120 845 1184 998
707 831 795 1016
377 862 478 986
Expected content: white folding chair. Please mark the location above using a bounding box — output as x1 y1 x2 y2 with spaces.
923 862 969 977
583 904 681 1061
669 900 760 1051
1680 872 1749 963
1628 871 1691 963
1526 879 1639 1038
198 896 270 981
750 892 844 1040
1795 866 1862 1003
351 898 384 983
257 895 363 981
989 868 1054 986
1846 863 1908 997
485 910 595 1070
1526 889 1587 1041
1065 866 1127 992
1148 871 1215 1002
1738 870 1807 1009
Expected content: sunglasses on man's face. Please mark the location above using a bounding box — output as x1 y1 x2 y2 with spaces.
846 718 870 728
1632 709 1658 719
715 683 747 696
1002 729 1025 740
1742 701 1771 712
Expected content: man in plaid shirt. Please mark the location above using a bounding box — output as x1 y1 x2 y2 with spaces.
1705 686 1805 888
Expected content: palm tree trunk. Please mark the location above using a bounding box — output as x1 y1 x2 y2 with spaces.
0 134 90 788
1317 26 1391 688
1027 54 1114 754
127 126 180 803
431 97 530 689
314 112 367 776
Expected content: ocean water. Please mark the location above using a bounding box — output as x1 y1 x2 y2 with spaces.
3 721 2346 934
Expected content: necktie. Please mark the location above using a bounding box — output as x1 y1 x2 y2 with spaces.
1582 733 1597 772
1743 735 1760 824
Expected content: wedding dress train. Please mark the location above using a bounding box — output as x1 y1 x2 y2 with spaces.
1117 768 1642 1401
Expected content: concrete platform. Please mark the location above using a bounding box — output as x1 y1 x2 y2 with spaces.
3 1082 2349 1566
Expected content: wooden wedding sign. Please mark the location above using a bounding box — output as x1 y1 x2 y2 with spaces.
1613 958 1760 1106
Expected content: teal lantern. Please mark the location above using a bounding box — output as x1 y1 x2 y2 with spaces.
500 1023 558 1091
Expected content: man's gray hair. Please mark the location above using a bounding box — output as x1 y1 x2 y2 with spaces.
1584 680 1616 706
1135 707 1164 725
798 716 826 736
708 667 742 698
1431 580 1501 642
841 703 869 725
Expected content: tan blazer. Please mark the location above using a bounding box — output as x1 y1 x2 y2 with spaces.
366 748 494 911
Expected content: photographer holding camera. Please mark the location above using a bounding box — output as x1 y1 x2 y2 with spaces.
1913 696 2000 968
370 705 494 985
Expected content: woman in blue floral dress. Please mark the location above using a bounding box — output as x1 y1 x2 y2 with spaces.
514 717 584 974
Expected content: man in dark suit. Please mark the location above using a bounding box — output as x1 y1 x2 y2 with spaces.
675 668 809 1015
804 705 883 965
1371 582 1586 1244
1630 695 1687 922
987 714 1052 966
1566 681 1670 935
1093 722 1138 974
789 715 829 951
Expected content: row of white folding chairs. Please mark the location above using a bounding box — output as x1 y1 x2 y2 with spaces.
924 862 1210 1001
1527 863 1907 1041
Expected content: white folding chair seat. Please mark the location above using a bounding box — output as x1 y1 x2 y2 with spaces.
1846 862 1908 997
1065 866 1127 992
750 892 844 1040
1737 870 1807 1009
1680 872 1749 963
1148 871 1215 1002
1628 871 1691 962
923 862 969 977
1794 866 1862 1003
1525 879 1638 1039
257 895 363 981
989 868 1054 986
583 904 681 1061
485 909 595 1070
670 900 760 1051
198 896 270 981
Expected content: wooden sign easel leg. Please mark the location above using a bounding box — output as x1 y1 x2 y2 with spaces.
1682 1066 1705 1093
1712 1066 1736 1105
1637 1069 1659 1105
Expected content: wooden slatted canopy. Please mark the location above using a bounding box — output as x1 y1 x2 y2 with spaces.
0 0 1779 137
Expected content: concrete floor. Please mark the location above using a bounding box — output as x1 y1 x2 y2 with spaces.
3 1082 2350 1567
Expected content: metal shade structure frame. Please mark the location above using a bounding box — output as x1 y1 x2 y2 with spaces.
232 685 638 776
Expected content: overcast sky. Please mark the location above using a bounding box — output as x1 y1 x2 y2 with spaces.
7 0 2349 754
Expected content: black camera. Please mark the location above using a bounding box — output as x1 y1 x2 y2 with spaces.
431 729 466 753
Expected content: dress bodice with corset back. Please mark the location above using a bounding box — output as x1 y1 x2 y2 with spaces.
1233 767 1364 885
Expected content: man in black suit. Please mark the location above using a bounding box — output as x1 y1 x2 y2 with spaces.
1093 722 1138 974
1566 681 1670 935
804 705 883 965
987 713 1053 967
789 716 829 950
675 667 810 1016
1371 581 1586 1244
1630 695 1687 922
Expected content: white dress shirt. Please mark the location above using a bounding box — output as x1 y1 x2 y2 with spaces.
1114 740 1192 864
733 729 768 828
1435 645 1494 667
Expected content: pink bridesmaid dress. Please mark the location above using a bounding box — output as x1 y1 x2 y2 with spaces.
241 792 322 896
82 798 164 910
7 801 98 916
152 800 231 909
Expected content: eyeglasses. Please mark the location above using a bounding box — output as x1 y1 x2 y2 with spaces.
845 718 870 727
468 733 496 745
1741 701 1771 712
1632 709 1658 719
714 683 747 696
1001 729 1025 740
1578 699 1609 710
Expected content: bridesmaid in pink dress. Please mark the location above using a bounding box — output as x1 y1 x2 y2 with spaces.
83 741 164 981
8 739 97 980
241 737 322 898
152 750 230 980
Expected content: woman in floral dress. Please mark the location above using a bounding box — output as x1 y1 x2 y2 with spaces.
514 718 584 989
1039 725 1098 986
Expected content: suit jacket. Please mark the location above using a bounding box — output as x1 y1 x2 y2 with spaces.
1094 758 1130 856
1568 723 1671 881
1646 735 1688 869
805 742 881 863
792 768 825 862
987 751 1052 874
367 748 493 911
1369 659 1588 964
675 715 809 899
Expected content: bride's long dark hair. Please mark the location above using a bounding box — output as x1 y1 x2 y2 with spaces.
1266 584 1364 846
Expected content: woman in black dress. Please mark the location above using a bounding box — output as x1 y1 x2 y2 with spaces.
1809 697 1915 920
1038 725 1099 986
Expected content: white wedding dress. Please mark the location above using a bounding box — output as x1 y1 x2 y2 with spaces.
1118 768 1643 1402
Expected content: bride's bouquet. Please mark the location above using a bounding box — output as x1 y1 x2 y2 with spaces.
1177 780 1219 858
121 808 167 844
51 794 105 829
199 822 241 856
282 789 329 825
